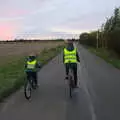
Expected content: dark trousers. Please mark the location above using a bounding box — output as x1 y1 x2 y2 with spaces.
65 63 78 86
26 72 37 85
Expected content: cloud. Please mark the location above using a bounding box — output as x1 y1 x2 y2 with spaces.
0 21 21 40
50 27 86 34
0 0 120 40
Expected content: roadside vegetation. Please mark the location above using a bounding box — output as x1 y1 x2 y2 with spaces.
0 42 65 102
79 7 120 69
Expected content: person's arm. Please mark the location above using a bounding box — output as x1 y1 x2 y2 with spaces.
24 57 28 68
24 62 27 73
38 62 41 68
35 61 41 72
76 51 80 62
24 59 27 68
63 48 65 63
36 61 41 68
63 51 64 63
25 63 27 68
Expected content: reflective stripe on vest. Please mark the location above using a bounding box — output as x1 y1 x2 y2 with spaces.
64 48 77 63
27 60 37 69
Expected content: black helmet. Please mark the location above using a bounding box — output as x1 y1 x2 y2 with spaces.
28 53 36 60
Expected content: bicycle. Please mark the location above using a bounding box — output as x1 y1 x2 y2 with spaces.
24 75 37 100
67 62 75 98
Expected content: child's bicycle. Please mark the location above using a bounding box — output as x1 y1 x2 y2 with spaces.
24 75 37 100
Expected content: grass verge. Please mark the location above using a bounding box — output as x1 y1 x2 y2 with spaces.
0 45 65 102
88 47 120 69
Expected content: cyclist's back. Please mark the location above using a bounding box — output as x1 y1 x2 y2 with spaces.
25 53 41 86
63 40 80 87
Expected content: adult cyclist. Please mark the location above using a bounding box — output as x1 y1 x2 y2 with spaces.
63 40 80 88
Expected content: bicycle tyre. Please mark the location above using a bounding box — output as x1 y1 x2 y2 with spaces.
24 79 31 100
69 85 72 98
69 76 73 98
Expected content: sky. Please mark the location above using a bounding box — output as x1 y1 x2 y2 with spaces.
0 0 120 40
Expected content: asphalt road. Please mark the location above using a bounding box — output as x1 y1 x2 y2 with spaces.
0 44 120 120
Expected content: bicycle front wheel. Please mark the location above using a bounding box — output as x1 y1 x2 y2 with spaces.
24 80 31 100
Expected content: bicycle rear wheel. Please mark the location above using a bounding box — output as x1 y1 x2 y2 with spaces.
24 79 31 100
69 76 73 98
69 85 72 98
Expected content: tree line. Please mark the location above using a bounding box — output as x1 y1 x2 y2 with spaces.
79 7 120 55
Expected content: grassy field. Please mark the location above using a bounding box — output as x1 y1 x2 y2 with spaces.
0 41 64 65
0 41 65 101
88 47 120 69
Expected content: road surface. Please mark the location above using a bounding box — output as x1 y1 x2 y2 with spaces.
0 44 120 120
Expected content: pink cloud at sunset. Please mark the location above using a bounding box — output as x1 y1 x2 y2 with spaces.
0 0 120 40
0 22 21 40
0 9 29 18
6 10 29 18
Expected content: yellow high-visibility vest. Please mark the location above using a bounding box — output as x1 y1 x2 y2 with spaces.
27 60 37 69
64 48 77 63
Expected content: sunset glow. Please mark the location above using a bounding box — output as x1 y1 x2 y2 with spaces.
0 0 120 40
